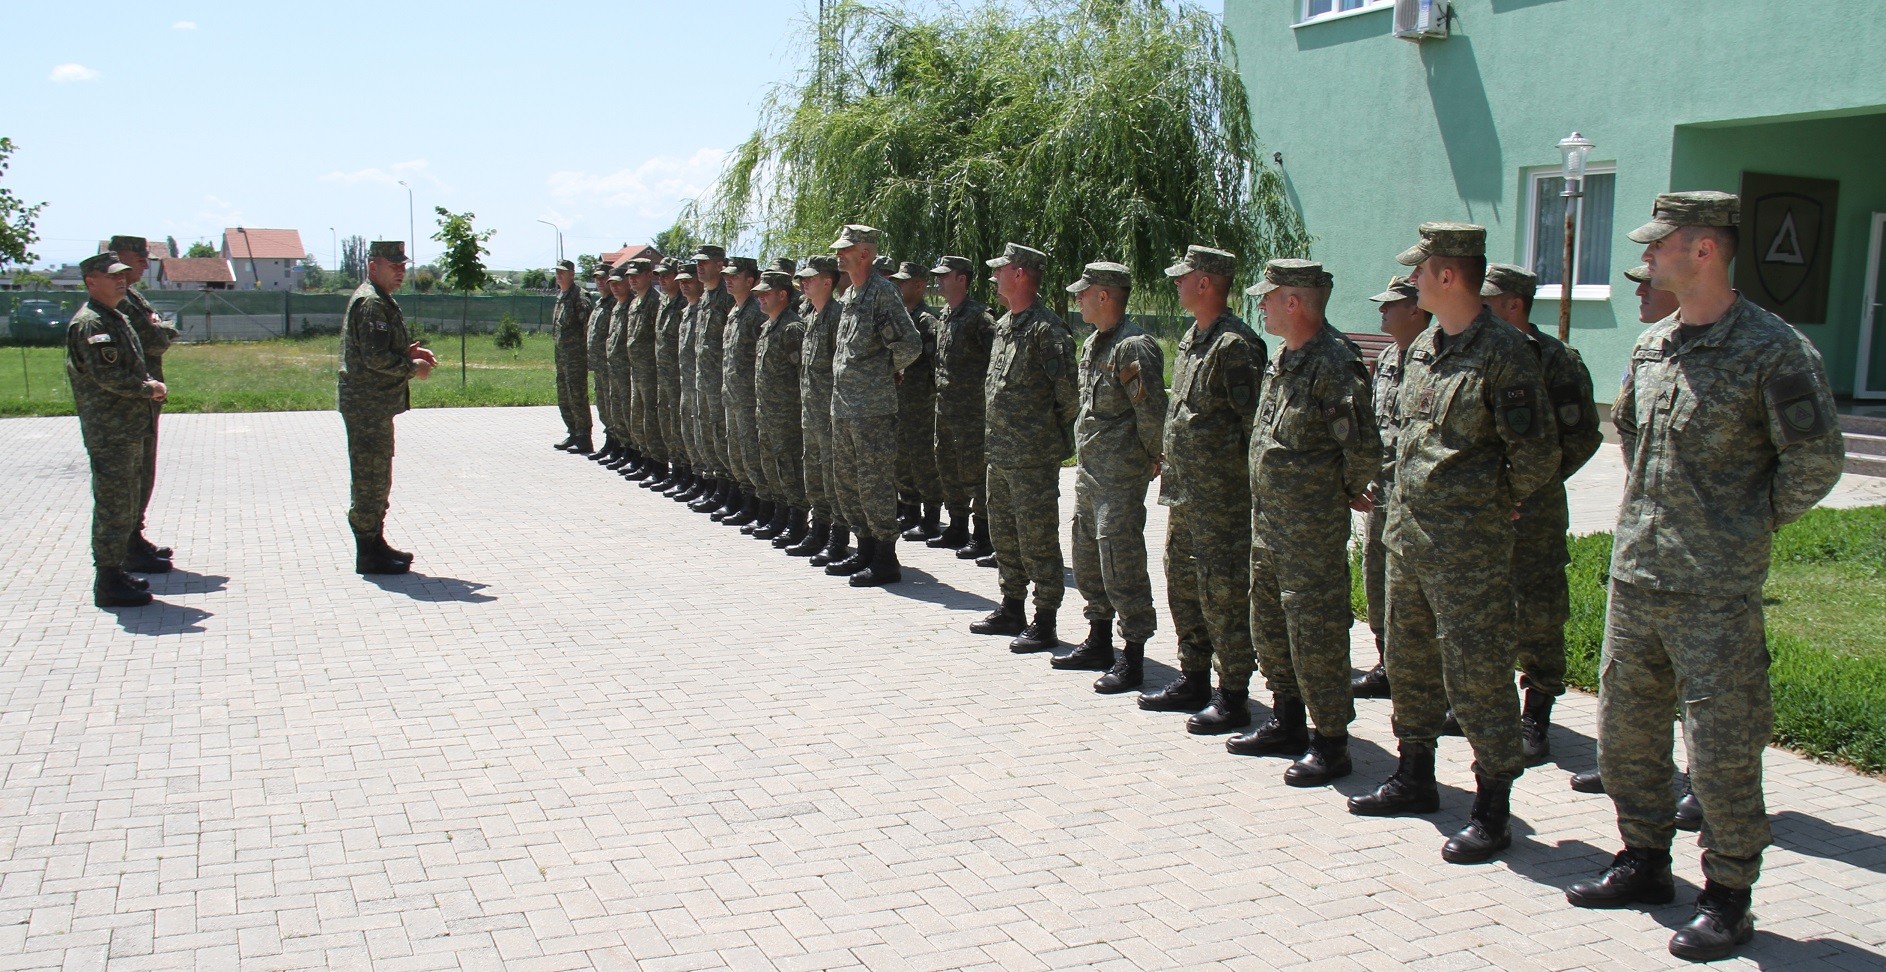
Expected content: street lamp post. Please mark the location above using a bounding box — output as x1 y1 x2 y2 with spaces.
535 218 564 266
1555 131 1594 344
397 179 415 285
329 227 337 274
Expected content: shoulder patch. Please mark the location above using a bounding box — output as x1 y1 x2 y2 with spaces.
1767 370 1829 446
1498 384 1539 438
1226 363 1257 410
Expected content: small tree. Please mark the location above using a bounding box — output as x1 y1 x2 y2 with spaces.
339 235 369 285
300 255 330 291
653 221 703 264
494 314 523 358
0 138 45 272
518 268 550 291
576 253 600 281
185 240 218 258
432 206 494 387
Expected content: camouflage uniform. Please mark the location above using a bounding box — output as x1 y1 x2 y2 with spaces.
723 294 766 492
655 283 687 465
755 304 807 507
1161 308 1266 687
626 280 663 461
119 284 177 542
66 295 161 569
586 289 616 439
1603 294 1842 890
896 303 944 507
933 293 997 520
983 289 1079 611
337 278 418 535
1248 321 1380 735
604 296 635 451
693 281 734 478
800 296 844 527
831 272 922 541
552 281 594 441
1364 341 1407 642
1072 311 1166 642
676 292 702 469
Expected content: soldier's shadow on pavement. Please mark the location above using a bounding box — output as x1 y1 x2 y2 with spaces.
1741 934 1886 969
1770 810 1886 876
147 569 229 596
363 572 497 603
105 602 212 635
880 567 997 612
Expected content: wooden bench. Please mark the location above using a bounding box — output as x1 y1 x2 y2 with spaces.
1344 331 1395 373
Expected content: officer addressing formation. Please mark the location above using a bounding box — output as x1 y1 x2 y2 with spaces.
68 185 1844 961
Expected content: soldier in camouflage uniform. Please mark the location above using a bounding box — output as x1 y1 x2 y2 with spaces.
673 266 711 503
650 259 690 494
690 246 739 517
753 270 808 547
1045 262 1166 694
110 236 181 572
1480 263 1603 766
891 262 946 541
928 256 997 558
1347 222 1560 869
622 258 664 483
965 244 1079 650
66 254 165 607
826 225 923 586
585 265 618 463
337 242 438 576
549 259 594 454
1355 275 1429 700
1224 260 1381 787
1565 192 1844 963
719 257 768 528
792 256 850 563
601 266 640 472
1138 246 1265 735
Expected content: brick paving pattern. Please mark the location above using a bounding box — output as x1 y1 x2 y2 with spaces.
2 406 1882 971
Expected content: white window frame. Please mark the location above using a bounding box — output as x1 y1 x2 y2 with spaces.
1294 0 1393 28
1525 163 1616 302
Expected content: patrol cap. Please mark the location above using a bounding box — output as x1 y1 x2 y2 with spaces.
930 255 974 277
830 224 880 250
369 240 410 263
726 256 760 276
1163 245 1236 279
1367 274 1419 303
553 259 576 273
656 257 680 275
1480 263 1538 298
1395 222 1485 266
674 267 697 281
606 263 629 281
986 243 1047 271
796 254 839 278
623 257 654 276
690 243 727 262
1627 190 1740 244
81 253 131 276
871 254 895 275
1066 261 1131 294
108 235 148 256
591 261 609 278
889 260 931 281
1623 263 1652 284
1246 258 1331 297
753 270 794 293
768 257 797 276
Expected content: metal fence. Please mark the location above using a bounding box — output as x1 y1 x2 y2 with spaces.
1 290 560 343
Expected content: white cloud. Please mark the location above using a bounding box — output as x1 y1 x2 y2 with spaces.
547 148 728 220
318 158 450 193
172 20 197 30
49 63 100 83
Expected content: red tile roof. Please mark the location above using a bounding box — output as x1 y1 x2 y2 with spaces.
223 228 306 261
163 258 236 284
603 244 660 268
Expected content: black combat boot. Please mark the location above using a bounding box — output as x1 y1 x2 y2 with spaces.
849 536 903 587
553 435 578 451
1441 775 1513 864
1566 848 1676 909
787 517 829 557
353 528 411 576
624 453 654 480
687 478 720 510
1521 686 1554 766
588 435 616 461
662 466 692 496
1284 731 1354 787
1352 634 1390 699
1226 695 1309 756
568 435 595 456
1668 881 1755 962
94 567 153 607
773 507 808 548
603 445 631 470
1348 742 1440 816
928 509 968 549
1570 771 1605 794
969 596 1025 636
956 514 993 560
1094 641 1144 694
639 460 670 488
131 532 174 560
827 535 876 577
752 503 787 540
1441 708 1463 736
374 530 413 565
122 571 149 591
1675 787 1704 832
1186 685 1251 735
710 484 743 521
1008 609 1057 653
903 502 941 541
1138 669 1212 712
975 551 998 568
810 524 850 567
1051 621 1113 671
125 546 174 574
740 499 775 535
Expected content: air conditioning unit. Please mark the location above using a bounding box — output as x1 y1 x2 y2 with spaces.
1393 0 1449 40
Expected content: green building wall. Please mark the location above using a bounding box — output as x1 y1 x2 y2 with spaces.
1223 0 1886 399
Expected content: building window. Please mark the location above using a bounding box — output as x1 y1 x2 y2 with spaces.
1299 0 1392 24
1526 165 1616 301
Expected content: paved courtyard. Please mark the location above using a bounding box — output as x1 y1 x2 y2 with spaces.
2 405 1883 972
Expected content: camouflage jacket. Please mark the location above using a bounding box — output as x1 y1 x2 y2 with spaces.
655 292 685 380
693 281 734 400
721 295 764 408
1159 308 1266 509
799 298 842 431
1385 308 1560 562
1372 342 1408 491
755 308 806 420
1514 326 1603 540
337 280 416 417
585 294 615 372
832 274 922 419
1249 323 1380 549
66 298 159 441
897 304 941 404
605 299 632 376
626 288 660 373
676 299 700 393
118 287 178 381
1076 319 1167 487
1611 295 1844 596
935 298 997 411
553 285 593 352
984 301 1079 468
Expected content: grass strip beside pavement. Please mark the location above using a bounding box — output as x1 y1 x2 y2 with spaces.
0 332 560 416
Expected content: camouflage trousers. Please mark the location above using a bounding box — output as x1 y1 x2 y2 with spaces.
1166 503 1255 689
606 359 633 444
554 343 591 439
802 412 834 521
1385 544 1523 782
139 406 161 534
988 463 1064 612
1599 579 1772 890
82 428 147 569
896 391 943 505
632 363 662 460
657 374 683 465
1252 520 1357 735
1513 523 1572 697
342 412 396 535
934 401 986 518
591 368 612 441
831 414 900 541
698 388 727 477
1364 500 1387 637
760 416 804 508
1071 470 1154 642
726 400 762 490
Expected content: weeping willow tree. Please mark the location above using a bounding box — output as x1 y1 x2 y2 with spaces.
688 0 1308 310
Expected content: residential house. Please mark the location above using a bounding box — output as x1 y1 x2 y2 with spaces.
160 258 236 290
222 227 306 291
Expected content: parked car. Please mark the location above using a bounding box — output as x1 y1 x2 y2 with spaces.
7 299 68 344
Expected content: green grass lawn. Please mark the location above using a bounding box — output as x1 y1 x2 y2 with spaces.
0 331 560 416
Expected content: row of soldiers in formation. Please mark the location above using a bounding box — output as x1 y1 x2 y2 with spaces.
534 192 1843 963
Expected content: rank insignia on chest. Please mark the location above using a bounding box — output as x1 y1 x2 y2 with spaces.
1416 387 1436 416
87 333 113 345
1410 348 1433 363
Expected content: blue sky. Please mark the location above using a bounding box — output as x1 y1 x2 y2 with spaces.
7 0 1221 272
